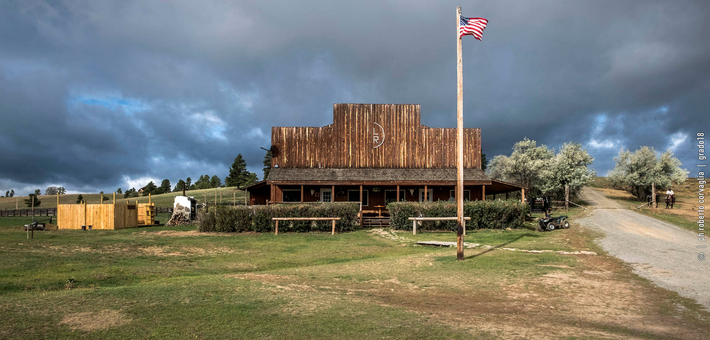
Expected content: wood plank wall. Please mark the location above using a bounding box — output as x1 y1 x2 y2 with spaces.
271 104 481 169
57 204 138 230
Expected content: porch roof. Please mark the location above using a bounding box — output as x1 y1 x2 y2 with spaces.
265 167 491 184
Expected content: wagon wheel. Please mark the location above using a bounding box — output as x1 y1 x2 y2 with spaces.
546 222 556 231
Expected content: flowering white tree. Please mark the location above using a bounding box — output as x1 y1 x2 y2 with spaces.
608 147 688 200
487 139 594 200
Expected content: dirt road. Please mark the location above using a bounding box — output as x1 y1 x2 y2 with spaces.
578 188 709 310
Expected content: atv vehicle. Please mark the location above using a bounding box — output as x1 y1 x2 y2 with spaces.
538 214 569 231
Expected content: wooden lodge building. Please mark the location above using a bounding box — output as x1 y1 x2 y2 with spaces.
246 104 525 224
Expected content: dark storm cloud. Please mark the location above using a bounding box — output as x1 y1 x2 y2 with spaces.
1 0 708 194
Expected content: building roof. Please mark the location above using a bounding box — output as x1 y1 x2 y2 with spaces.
266 167 491 183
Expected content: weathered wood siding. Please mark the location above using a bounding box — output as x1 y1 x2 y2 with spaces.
271 104 481 169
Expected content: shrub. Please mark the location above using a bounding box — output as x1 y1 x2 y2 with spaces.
387 200 527 231
196 203 359 233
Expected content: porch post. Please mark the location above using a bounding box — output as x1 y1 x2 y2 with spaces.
482 185 486 201
359 185 363 226
332 185 335 202
301 185 304 203
424 185 428 201
521 188 525 203
396 185 400 202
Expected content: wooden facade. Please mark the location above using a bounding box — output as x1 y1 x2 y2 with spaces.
248 104 525 214
57 203 138 230
271 104 481 169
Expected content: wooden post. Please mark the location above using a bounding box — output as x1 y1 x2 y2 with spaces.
332 219 336 235
413 219 417 235
31 194 35 217
651 182 656 208
359 185 363 226
456 6 464 261
275 220 279 235
149 193 152 205
234 191 236 206
424 185 428 201
482 185 486 201
100 194 103 205
301 185 304 203
521 188 525 203
331 185 335 202
463 219 466 236
113 192 116 204
396 185 400 202
244 189 247 206
565 184 569 211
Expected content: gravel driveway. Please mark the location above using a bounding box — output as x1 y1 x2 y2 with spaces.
578 188 709 310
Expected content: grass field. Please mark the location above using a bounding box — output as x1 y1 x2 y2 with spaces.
1 206 708 339
0 187 247 210
590 177 700 232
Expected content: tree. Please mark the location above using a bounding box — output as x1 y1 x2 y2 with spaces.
25 194 41 207
124 188 138 199
185 177 192 189
117 188 122 194
263 149 272 180
226 154 257 188
194 175 211 189
481 153 488 172
608 147 688 200
174 179 186 192
45 186 59 195
76 194 84 204
539 142 595 200
210 175 222 188
5 191 8 197
159 179 171 194
487 138 555 198
10 190 14 197
34 189 41 196
57 187 66 195
143 181 157 196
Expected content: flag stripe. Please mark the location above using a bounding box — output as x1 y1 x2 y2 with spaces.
459 15 488 41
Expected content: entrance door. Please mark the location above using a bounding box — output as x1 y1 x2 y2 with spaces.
419 189 433 202
320 188 332 202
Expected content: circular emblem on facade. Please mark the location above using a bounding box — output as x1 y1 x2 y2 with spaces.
373 122 385 149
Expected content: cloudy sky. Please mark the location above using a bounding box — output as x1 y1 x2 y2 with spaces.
1 0 708 195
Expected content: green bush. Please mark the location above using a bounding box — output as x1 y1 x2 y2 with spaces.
196 203 359 233
387 200 526 231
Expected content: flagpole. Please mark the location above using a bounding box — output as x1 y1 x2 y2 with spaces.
456 6 464 261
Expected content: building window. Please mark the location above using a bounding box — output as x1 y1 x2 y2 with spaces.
347 190 369 206
282 189 301 202
384 190 405 204
419 189 433 202
320 188 332 202
449 190 470 201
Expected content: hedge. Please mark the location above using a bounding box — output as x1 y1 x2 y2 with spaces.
197 203 359 233
386 200 527 231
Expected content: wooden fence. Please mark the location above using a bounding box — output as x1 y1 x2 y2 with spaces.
0 208 57 217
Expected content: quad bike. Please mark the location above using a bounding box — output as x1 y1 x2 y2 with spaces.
538 214 569 231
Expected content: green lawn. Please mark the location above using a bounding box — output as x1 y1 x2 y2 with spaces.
1 208 708 339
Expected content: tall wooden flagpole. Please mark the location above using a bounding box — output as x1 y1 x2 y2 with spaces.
456 6 465 261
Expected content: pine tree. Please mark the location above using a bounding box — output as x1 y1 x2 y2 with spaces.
10 190 14 197
174 179 186 192
185 177 192 189
143 181 157 195
4 191 8 197
226 154 257 188
117 188 122 194
210 175 222 188
159 179 171 194
76 194 84 204
263 149 272 180
24 194 41 207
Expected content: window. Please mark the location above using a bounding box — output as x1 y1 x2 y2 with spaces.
419 189 433 202
449 190 471 201
320 188 332 202
282 189 301 202
347 190 369 206
385 190 405 204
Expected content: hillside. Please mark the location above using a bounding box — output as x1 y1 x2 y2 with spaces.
0 187 247 210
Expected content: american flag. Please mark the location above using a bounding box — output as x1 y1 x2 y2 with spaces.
459 16 488 40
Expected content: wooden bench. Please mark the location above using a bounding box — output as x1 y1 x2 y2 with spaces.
272 217 341 235
408 217 471 235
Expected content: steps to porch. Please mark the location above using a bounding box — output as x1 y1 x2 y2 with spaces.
360 216 391 227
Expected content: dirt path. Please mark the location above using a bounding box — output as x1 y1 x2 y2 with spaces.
578 187 709 310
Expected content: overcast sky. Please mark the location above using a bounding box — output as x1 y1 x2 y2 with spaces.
1 0 708 195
